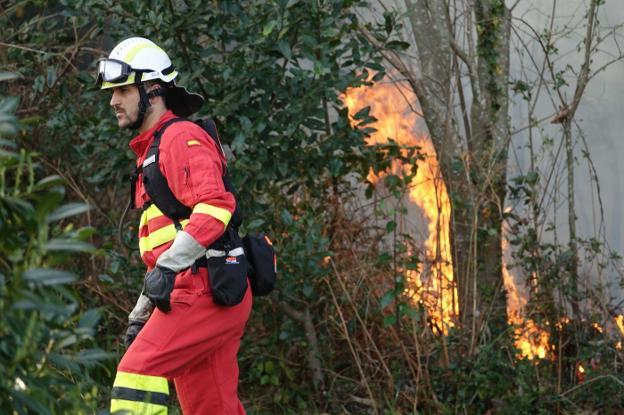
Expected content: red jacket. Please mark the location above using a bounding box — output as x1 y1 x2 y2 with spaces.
129 110 236 270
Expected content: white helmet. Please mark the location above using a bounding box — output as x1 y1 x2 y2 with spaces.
97 37 178 89
97 37 204 122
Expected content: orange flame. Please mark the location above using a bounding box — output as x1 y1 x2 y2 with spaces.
345 77 555 357
615 315 624 350
344 79 457 332
502 220 551 359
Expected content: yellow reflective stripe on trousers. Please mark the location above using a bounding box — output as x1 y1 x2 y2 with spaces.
139 220 189 255
111 398 167 415
193 203 231 227
111 371 169 414
113 371 168 393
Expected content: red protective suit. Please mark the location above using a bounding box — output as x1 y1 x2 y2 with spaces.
111 111 251 414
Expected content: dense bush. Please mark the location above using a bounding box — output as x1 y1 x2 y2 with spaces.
0 86 112 413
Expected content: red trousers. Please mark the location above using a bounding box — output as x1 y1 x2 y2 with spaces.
111 268 252 414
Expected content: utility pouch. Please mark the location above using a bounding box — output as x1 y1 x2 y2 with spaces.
242 234 276 296
206 227 248 306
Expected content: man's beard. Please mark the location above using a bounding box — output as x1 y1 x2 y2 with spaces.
116 108 138 129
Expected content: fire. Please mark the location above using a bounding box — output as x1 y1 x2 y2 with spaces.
501 224 551 359
615 315 624 335
344 79 457 332
344 76 553 356
615 315 624 350
577 363 585 384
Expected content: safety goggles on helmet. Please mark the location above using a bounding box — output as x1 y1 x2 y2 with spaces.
96 58 136 86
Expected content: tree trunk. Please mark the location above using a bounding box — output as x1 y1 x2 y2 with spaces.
404 0 511 338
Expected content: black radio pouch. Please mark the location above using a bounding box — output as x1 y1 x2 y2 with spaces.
243 233 276 296
206 227 249 306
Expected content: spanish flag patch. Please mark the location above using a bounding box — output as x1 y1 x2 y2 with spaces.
187 140 201 147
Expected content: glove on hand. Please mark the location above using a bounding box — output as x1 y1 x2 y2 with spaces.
143 266 177 313
124 321 144 348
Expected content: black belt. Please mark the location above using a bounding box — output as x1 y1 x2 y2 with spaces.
191 256 208 274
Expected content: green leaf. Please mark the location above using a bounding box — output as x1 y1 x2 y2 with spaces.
45 202 90 223
34 175 64 190
46 66 57 87
0 137 17 148
74 348 113 365
0 96 19 113
353 106 371 120
44 239 95 253
383 314 396 327
22 268 77 285
0 71 19 82
263 20 277 36
12 300 77 314
247 218 265 229
10 390 53 415
380 290 395 309
78 309 101 330
281 209 293 225
277 40 292 60
386 40 410 50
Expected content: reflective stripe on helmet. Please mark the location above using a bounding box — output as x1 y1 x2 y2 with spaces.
101 72 136 89
122 43 167 65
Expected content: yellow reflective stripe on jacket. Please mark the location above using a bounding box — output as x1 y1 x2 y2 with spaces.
139 219 190 255
193 203 231 227
140 204 166 228
113 371 169 393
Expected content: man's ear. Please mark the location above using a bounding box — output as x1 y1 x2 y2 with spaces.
145 82 166 103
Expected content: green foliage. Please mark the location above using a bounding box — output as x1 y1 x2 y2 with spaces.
0 89 112 413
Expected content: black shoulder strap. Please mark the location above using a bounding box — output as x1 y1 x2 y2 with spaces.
140 117 191 223
193 119 243 228
130 117 243 228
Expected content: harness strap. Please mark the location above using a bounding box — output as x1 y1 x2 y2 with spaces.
125 117 243 245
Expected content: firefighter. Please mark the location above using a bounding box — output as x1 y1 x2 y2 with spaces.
97 37 252 414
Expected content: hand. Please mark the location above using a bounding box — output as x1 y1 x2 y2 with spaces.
125 321 144 348
143 266 177 313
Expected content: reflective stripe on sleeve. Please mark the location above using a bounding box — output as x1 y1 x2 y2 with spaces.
192 203 231 227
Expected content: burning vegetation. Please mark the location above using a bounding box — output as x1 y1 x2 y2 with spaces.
344 78 624 361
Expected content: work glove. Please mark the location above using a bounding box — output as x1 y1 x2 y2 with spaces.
124 321 144 348
125 293 153 347
143 266 177 313
143 230 207 313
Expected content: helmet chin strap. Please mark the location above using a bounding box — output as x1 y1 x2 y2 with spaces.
128 74 166 130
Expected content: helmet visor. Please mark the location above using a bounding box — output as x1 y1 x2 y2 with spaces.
96 58 133 85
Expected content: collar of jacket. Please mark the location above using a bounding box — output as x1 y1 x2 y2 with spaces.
129 110 177 158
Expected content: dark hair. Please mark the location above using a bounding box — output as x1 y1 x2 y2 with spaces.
144 80 169 107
